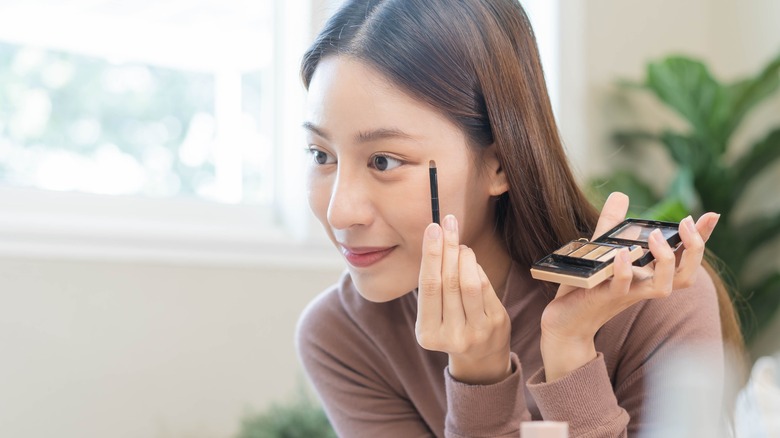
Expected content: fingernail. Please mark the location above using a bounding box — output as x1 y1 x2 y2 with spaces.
620 249 631 263
427 223 441 239
685 215 696 232
651 228 664 243
444 214 457 232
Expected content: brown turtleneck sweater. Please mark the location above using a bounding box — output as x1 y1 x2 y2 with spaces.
296 263 723 437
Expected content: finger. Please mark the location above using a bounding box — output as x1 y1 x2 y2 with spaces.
441 215 465 326
696 212 721 243
478 264 504 318
673 215 705 289
647 228 675 298
592 192 630 239
458 246 486 327
608 248 634 296
417 223 443 333
555 284 578 299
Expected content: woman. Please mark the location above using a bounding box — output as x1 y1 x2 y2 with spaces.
296 0 741 436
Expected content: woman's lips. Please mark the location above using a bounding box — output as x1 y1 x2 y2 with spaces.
340 245 396 268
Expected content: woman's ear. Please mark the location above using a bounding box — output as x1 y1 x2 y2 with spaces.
482 144 509 196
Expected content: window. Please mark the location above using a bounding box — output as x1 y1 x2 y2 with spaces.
0 0 336 266
0 0 277 203
522 0 560 116
0 0 559 266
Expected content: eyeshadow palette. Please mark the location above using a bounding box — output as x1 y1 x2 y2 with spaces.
530 218 683 289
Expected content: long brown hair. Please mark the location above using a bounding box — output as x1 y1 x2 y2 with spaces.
301 0 743 356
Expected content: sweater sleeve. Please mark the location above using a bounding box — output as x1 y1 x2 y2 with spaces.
444 352 532 438
526 266 724 437
526 354 629 437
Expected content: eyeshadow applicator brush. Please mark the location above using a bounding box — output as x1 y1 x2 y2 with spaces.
429 160 440 224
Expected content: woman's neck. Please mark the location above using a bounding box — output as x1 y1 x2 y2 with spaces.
470 232 513 301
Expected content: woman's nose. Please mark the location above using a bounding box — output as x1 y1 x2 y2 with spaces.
326 170 373 230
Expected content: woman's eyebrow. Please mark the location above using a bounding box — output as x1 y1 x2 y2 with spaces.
302 122 418 144
355 127 417 144
302 122 329 139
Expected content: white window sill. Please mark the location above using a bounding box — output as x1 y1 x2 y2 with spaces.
0 186 344 269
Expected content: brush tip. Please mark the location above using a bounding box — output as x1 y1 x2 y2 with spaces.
429 160 436 169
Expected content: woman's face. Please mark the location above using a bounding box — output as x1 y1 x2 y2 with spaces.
304 56 506 302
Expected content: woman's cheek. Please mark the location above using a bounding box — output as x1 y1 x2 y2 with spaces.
306 172 332 225
403 181 436 254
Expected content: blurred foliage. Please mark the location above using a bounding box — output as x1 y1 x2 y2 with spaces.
0 41 218 196
588 53 780 343
236 388 336 438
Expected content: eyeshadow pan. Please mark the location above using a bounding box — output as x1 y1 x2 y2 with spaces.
596 248 617 262
608 223 680 243
582 244 613 260
554 241 584 256
609 223 644 241
568 243 599 258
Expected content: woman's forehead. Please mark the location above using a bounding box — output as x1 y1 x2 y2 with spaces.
306 57 463 143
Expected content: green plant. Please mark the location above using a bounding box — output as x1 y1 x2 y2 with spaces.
236 388 336 438
588 52 780 343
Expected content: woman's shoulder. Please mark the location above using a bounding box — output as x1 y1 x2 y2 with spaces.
295 271 420 393
626 263 719 338
296 270 356 339
295 271 416 356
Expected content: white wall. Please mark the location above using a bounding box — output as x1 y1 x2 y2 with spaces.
0 256 343 438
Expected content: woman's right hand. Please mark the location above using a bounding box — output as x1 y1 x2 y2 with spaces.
415 214 512 385
538 192 719 382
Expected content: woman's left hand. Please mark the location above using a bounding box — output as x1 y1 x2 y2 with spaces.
539 192 720 382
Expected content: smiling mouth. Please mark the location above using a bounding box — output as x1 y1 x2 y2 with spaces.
340 246 396 268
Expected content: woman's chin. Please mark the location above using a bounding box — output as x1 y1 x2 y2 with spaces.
350 272 416 303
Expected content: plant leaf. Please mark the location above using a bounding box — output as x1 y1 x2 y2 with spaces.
727 53 780 137
586 171 658 216
612 130 659 149
732 127 780 199
237 396 337 438
741 212 780 255
657 131 707 171
665 166 699 213
645 56 730 151
642 196 690 222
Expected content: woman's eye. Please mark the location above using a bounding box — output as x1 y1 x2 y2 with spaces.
370 154 403 171
308 148 335 165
